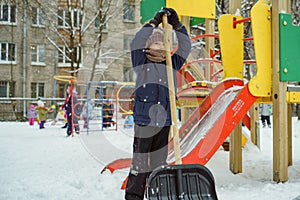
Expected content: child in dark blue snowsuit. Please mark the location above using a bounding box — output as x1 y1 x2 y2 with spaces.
125 8 191 200
62 85 80 136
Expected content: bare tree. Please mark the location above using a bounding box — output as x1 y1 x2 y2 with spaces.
23 0 121 81
88 0 113 83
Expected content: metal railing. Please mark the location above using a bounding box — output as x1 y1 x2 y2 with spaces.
0 97 65 121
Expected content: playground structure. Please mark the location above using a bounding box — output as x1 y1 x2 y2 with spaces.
53 0 300 185
53 76 135 134
100 0 300 185
83 81 135 132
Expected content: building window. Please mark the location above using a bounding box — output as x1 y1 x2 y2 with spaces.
123 0 135 22
95 15 107 31
58 83 66 98
58 9 69 28
58 46 68 64
31 82 44 98
0 42 16 63
58 9 80 28
58 46 81 64
0 81 8 97
123 34 133 52
0 4 16 24
31 44 45 64
95 49 110 69
32 7 45 26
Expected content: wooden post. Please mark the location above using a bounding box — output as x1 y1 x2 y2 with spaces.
229 0 242 15
229 122 242 173
181 16 190 34
180 16 190 124
250 103 260 145
163 15 182 164
298 103 300 120
70 79 75 137
271 0 289 182
288 103 293 166
229 0 242 174
205 19 215 80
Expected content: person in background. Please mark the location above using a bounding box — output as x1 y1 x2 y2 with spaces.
124 7 191 200
36 100 47 129
124 114 134 129
82 99 95 129
51 107 68 127
62 84 80 136
27 104 37 126
61 109 68 128
48 104 56 119
102 99 114 128
124 94 134 129
260 104 272 128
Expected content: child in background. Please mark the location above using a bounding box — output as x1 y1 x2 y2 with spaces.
61 110 68 128
61 84 80 136
260 104 272 128
36 100 48 129
82 99 94 129
124 114 134 128
27 104 37 125
102 99 114 128
48 104 56 120
51 107 68 127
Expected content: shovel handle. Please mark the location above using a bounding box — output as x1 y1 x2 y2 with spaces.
162 15 182 165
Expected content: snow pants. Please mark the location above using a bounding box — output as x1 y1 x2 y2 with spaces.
28 118 35 125
103 115 114 128
39 120 45 129
67 112 79 134
125 125 170 200
261 115 271 126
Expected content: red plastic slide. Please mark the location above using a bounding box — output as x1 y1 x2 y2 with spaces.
101 78 257 173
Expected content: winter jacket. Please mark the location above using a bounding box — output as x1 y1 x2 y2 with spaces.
36 107 47 121
62 92 78 115
27 106 37 119
131 24 191 127
260 104 272 116
103 102 114 116
81 101 94 118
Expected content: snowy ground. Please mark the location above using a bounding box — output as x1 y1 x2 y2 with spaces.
1 117 300 200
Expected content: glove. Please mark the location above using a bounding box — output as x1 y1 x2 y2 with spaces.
149 10 166 27
163 8 182 30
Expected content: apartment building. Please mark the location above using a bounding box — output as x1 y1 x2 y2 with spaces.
0 0 140 119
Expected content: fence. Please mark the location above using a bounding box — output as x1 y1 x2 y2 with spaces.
0 95 134 127
0 97 65 121
0 82 135 132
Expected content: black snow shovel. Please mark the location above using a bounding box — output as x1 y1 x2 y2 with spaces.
147 164 218 200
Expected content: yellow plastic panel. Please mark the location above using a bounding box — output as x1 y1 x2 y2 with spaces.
255 97 272 104
242 134 247 148
248 0 271 97
166 0 216 19
286 92 300 103
218 14 244 79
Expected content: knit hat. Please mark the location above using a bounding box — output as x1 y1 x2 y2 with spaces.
146 27 164 48
37 100 44 107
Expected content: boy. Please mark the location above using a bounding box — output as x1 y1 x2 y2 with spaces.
125 8 191 200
